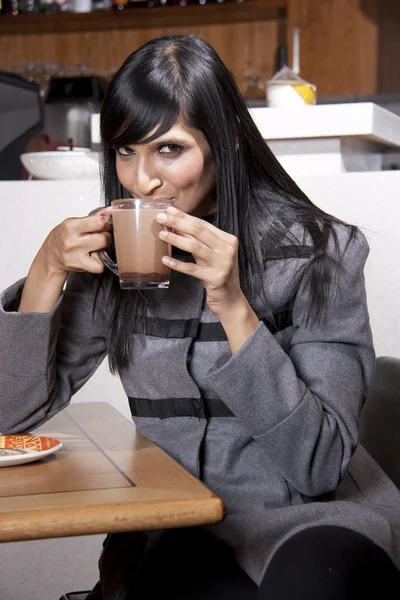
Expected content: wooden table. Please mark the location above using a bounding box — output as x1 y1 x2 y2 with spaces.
0 402 225 543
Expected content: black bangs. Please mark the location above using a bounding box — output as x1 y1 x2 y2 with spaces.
101 61 182 149
108 100 180 149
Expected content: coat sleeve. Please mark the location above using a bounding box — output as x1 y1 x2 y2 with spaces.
204 227 375 497
0 272 108 434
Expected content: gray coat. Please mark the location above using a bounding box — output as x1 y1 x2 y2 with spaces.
1 223 400 584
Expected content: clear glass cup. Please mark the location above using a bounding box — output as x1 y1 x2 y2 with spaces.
98 197 174 290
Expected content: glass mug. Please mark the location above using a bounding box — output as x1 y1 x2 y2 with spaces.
98 197 174 289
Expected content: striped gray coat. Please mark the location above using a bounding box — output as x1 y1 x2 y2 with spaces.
1 224 400 583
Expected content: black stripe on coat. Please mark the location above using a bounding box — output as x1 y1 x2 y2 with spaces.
129 396 235 419
139 311 293 341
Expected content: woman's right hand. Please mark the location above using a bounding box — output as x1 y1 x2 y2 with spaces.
38 210 112 277
19 210 112 313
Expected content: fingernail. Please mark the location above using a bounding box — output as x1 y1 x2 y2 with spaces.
162 256 175 266
159 230 168 238
157 212 168 222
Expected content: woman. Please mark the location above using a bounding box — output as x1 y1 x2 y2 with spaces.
1 35 400 599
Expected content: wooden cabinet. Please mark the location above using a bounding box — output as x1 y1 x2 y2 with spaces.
1 0 400 98
0 1 286 99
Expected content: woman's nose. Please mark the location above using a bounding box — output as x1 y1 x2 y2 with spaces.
134 157 162 196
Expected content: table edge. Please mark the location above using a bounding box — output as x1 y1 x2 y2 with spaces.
0 495 225 543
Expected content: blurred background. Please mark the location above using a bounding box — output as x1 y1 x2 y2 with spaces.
2 0 400 101
1 0 400 177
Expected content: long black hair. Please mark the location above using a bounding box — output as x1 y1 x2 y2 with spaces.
99 34 353 373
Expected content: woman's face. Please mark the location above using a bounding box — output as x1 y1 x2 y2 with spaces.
115 120 216 217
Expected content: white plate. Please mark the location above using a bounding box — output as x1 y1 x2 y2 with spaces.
21 151 100 181
0 435 63 467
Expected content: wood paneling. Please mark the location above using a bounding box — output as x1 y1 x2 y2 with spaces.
287 0 378 97
0 3 285 98
287 0 400 98
373 0 400 93
2 0 400 99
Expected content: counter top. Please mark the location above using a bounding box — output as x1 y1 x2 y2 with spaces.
249 103 400 148
90 102 400 151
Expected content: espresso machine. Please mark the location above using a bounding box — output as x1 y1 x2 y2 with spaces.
44 75 107 149
0 72 44 180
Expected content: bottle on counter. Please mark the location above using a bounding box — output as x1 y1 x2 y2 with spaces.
54 0 71 11
127 0 149 7
71 0 92 11
38 0 58 12
112 0 150 8
2 0 41 13
146 0 167 7
112 0 127 10
21 0 41 10
266 66 316 108
92 0 111 10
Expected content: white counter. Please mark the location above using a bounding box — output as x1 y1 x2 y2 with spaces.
249 103 400 175
250 103 400 145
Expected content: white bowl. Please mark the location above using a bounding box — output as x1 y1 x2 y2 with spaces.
21 151 100 181
56 146 91 152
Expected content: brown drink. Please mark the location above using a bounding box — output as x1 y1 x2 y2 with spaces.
98 198 174 289
113 206 170 286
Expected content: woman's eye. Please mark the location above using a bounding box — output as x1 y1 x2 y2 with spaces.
116 147 135 156
158 144 183 155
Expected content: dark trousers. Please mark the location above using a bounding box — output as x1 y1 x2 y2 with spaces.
258 525 400 599
88 525 400 600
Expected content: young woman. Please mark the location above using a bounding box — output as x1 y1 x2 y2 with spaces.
1 35 400 599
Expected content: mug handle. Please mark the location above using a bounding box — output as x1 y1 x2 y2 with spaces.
98 249 119 277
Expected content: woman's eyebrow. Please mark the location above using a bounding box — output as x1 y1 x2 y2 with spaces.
148 136 189 146
116 136 190 150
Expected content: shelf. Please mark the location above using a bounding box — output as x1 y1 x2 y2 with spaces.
0 0 287 33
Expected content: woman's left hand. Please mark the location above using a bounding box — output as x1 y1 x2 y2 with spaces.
157 206 243 317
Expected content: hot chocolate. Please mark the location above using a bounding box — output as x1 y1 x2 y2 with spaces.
112 204 171 288
98 198 174 289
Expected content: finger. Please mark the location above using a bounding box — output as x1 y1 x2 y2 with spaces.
96 207 113 223
84 252 106 274
97 207 113 215
85 212 113 233
160 230 213 263
86 232 113 253
161 256 212 282
64 213 112 237
168 207 238 247
157 208 236 250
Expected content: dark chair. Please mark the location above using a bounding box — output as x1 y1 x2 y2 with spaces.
359 355 400 489
60 356 400 600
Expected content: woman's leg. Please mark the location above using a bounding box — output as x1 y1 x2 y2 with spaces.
87 527 257 600
257 525 400 600
85 530 148 600
134 527 258 600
